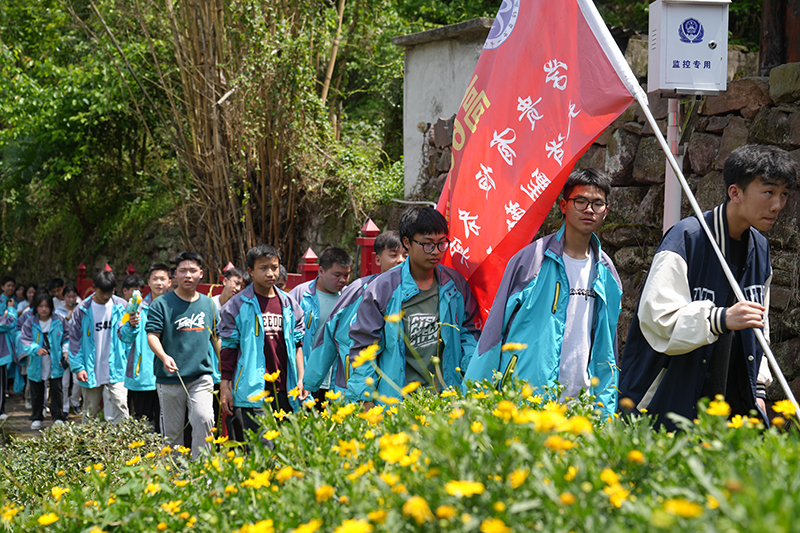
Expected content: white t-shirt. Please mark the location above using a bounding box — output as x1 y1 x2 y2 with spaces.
558 253 597 400
211 294 222 311
92 299 114 385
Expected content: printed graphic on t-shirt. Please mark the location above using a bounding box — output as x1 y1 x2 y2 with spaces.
174 312 207 332
95 320 112 332
406 313 439 349
263 312 283 340
569 287 597 300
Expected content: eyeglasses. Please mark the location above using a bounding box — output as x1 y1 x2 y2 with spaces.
568 197 608 213
411 238 450 254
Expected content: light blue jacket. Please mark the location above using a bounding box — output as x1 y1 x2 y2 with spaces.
21 315 70 382
219 285 305 410
289 279 320 364
69 295 129 388
305 274 378 393
346 260 480 403
0 294 18 367
463 226 622 416
120 294 157 391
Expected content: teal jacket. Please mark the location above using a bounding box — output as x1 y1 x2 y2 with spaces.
0 294 18 367
346 261 480 403
69 295 129 388
219 285 305 410
289 279 320 364
120 294 157 391
463 226 622 416
21 315 69 382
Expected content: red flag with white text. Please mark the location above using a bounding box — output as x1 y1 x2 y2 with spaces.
437 0 645 326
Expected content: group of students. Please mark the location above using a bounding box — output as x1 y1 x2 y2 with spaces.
0 143 796 454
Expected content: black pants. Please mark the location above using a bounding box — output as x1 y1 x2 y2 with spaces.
227 388 292 443
0 364 7 415
130 389 161 433
30 378 65 422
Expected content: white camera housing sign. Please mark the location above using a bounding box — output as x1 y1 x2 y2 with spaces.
648 0 730 95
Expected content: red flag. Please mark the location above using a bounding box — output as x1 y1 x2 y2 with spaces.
437 0 645 327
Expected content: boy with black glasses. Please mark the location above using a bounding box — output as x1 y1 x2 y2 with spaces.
347 207 480 403
463 169 622 415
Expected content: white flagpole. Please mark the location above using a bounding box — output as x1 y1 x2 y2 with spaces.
580 0 797 414
636 93 800 415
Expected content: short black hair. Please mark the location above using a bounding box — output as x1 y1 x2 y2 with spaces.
63 284 77 296
723 144 798 200
398 207 449 249
0 276 15 286
223 267 246 280
47 278 64 290
319 247 352 271
122 274 146 291
32 290 54 316
562 168 612 201
278 264 288 281
374 230 402 256
174 251 203 269
93 271 116 293
246 244 281 270
147 263 171 280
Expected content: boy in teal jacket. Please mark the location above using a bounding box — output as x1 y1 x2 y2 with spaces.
70 271 130 423
219 244 305 442
347 207 480 403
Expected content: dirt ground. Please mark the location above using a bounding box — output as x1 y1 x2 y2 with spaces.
1 387 82 441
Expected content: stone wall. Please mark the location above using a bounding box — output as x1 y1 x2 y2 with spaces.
414 62 800 400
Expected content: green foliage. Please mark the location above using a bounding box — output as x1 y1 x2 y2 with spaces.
0 417 162 506
2 383 800 532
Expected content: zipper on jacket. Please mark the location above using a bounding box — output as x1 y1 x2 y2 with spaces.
135 354 142 376
552 282 560 313
234 366 244 393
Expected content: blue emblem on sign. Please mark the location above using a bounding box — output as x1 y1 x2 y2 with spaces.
678 18 704 44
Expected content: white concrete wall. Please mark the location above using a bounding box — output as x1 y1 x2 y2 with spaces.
402 38 485 198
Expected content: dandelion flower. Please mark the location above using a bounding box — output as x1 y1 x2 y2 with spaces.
332 518 373 533
664 498 704 518
706 397 731 416
51 486 69 501
294 519 323 533
264 370 281 382
436 505 457 520
559 492 576 505
145 483 161 496
508 468 529 489
444 480 485 497
366 509 387 524
773 399 796 417
38 513 59 526
628 450 645 464
402 496 433 525
479 517 511 533
401 381 421 395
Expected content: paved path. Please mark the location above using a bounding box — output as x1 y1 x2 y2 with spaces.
1 390 81 441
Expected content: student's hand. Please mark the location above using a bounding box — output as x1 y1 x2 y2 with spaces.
725 301 766 331
129 313 140 327
297 382 309 401
757 397 766 413
219 380 234 416
37 347 48 356
162 355 179 374
76 370 89 382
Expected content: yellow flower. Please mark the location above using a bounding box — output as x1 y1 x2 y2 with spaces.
248 390 271 402
288 387 301 400
129 440 145 448
560 415 593 435
325 390 342 400
706 398 731 416
352 344 379 368
402 496 434 525
331 403 358 424
177 445 191 455
161 500 183 515
471 391 489 399
501 342 528 352
444 480 485 497
264 430 280 440
274 409 289 420
564 465 578 481
508 468 529 489
315 485 335 503
264 370 281 382
225 485 238 494
378 432 410 464
628 450 645 464
157 523 167 531
275 466 303 484
126 456 141 466
173 479 190 487
773 399 796 417
332 438 363 458
470 421 484 433
441 389 458 398
604 483 630 508
145 483 161 496
367 509 387 524
384 311 404 323
449 407 465 420
706 494 720 509
358 405 384 425
236 519 275 533
544 435 576 453
664 498 704 518
560 492 577 505
728 414 745 428
401 381 421 395
493 501 506 512
600 468 620 486
379 472 400 486
332 518 373 533
346 461 374 481
294 518 323 533
479 517 511 533
88 527 106 533
435 505 457 520
38 513 59 526
773 416 786 428
242 470 272 489
1 504 20 522
492 400 518 422
51 486 70 501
